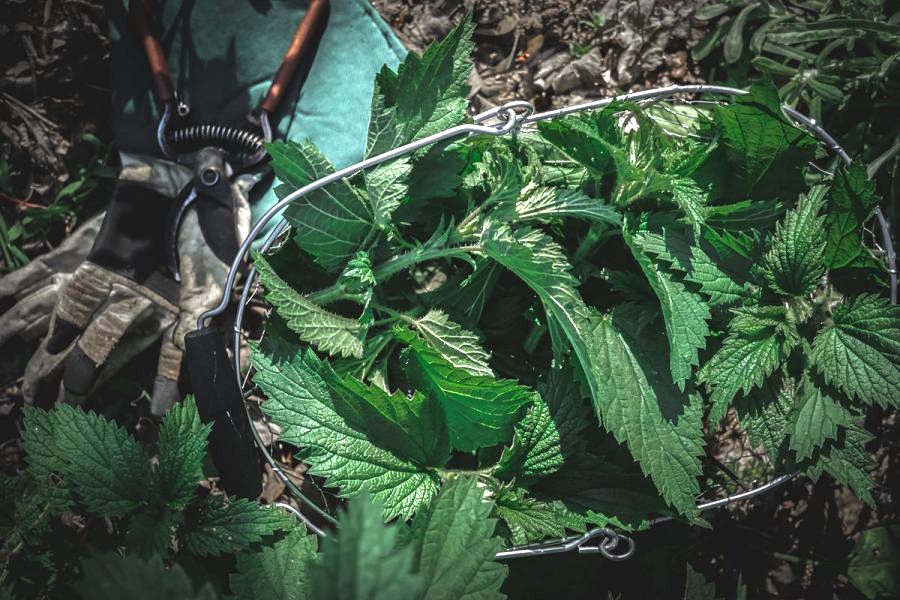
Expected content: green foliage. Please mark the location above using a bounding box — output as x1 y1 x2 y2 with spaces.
692 0 900 212
5 399 296 599
253 19 897 555
847 525 900 600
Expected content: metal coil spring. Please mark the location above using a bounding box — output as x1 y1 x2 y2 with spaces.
168 123 265 156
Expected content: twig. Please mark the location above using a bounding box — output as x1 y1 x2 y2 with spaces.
0 190 43 210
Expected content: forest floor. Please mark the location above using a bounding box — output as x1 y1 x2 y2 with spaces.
0 1 896 598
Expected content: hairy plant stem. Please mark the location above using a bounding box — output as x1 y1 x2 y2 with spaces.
306 244 480 305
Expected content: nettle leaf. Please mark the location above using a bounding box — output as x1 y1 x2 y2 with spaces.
627 225 711 390
787 376 855 462
424 259 502 328
324 362 451 468
762 187 827 297
709 82 817 198
154 396 211 509
251 335 441 520
181 496 293 557
699 306 797 423
804 425 876 509
630 216 746 306
312 492 420 600
493 485 586 546
589 309 704 517
810 294 900 408
21 406 72 509
496 364 591 482
368 16 474 155
536 108 620 178
76 553 199 600
255 252 364 358
734 374 795 464
481 223 595 390
670 177 707 238
398 328 532 453
270 140 374 272
494 185 621 226
49 404 148 516
824 164 881 270
366 158 412 229
126 512 178 559
231 526 318 600
407 309 493 377
467 145 523 210
407 477 508 600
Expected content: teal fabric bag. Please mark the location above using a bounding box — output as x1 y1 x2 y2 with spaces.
107 0 406 238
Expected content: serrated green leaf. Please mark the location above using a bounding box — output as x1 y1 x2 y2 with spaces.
424 260 502 328
630 217 746 306
805 425 876 508
710 83 817 199
824 164 881 270
496 364 590 482
699 306 795 423
536 109 619 178
126 512 177 559
368 17 474 156
408 477 507 600
762 187 827 297
251 335 441 520
787 377 855 461
155 396 210 509
734 373 795 464
231 526 318 600
684 563 719 600
627 228 711 389
49 404 148 516
407 309 493 377
589 309 705 517
493 485 580 546
467 145 523 210
366 158 412 228
21 406 72 510
810 294 900 408
398 329 532 452
532 448 670 531
255 252 364 358
270 140 374 271
495 185 621 226
481 224 594 390
76 553 196 600
181 496 292 557
324 362 451 468
312 492 420 600
671 178 707 238
847 525 900 600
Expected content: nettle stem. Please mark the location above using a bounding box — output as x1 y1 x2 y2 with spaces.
305 244 481 305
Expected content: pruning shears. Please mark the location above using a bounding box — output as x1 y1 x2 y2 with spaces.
130 0 329 498
131 0 329 281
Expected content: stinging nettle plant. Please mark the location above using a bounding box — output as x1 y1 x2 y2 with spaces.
250 17 900 543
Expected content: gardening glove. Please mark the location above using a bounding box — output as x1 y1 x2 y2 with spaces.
18 152 254 414
0 211 104 349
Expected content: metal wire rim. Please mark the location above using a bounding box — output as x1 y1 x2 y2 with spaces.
198 84 897 560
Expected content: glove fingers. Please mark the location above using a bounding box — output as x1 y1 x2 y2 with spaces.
46 262 117 355
61 285 157 397
22 328 69 407
0 275 65 347
150 322 183 416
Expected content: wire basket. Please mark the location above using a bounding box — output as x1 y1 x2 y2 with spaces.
198 84 898 562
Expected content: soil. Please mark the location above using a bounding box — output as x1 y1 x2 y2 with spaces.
0 1 896 598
